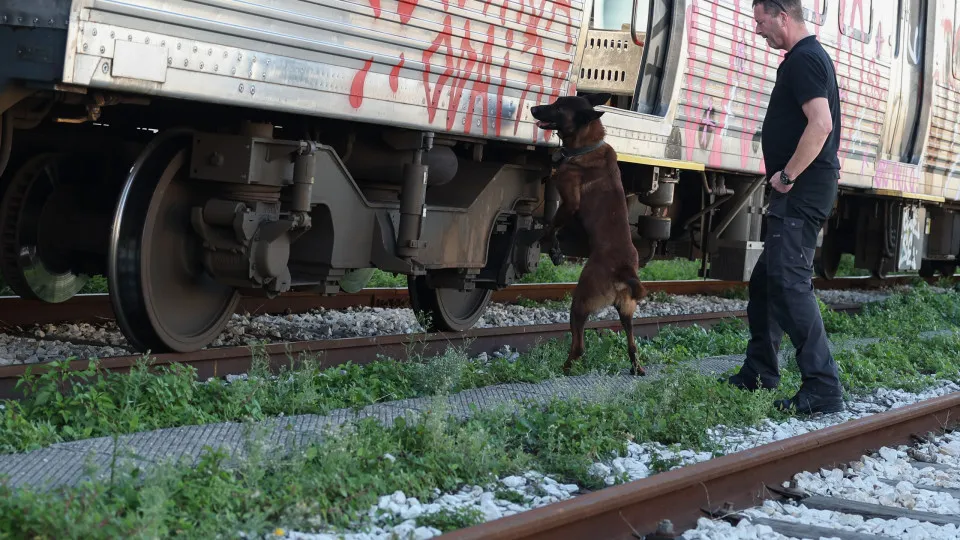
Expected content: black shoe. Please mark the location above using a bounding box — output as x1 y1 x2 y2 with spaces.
721 372 778 391
775 390 845 415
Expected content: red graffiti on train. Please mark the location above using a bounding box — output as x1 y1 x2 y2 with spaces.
682 1 768 168
350 0 574 142
682 1 700 163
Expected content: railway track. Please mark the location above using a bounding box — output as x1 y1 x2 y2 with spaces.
0 303 864 400
0 274 936 328
439 391 960 540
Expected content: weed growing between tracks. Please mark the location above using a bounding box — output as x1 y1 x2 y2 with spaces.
0 254 886 297
0 370 776 538
373 255 705 288
0 284 958 455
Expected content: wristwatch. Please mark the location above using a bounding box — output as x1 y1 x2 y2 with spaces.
779 170 794 185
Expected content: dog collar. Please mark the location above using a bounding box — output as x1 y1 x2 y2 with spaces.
553 141 605 165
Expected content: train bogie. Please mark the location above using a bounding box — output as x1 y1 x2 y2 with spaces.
2 0 960 353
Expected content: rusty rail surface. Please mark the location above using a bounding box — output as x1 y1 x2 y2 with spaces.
0 303 861 401
0 274 930 328
439 391 960 540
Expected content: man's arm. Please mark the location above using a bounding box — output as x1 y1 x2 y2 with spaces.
783 97 833 179
770 52 834 193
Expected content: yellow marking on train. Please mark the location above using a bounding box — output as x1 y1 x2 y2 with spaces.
617 153 705 171
869 189 945 203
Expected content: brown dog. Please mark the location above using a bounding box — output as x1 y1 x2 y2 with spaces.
530 93 647 376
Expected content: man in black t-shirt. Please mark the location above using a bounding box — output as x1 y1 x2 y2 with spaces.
723 0 845 415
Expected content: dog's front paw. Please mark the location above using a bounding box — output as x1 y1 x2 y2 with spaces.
549 245 564 266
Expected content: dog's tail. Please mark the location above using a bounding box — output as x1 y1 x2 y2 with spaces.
618 268 646 301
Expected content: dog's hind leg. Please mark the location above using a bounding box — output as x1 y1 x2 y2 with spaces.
563 262 611 375
616 295 644 376
563 294 589 375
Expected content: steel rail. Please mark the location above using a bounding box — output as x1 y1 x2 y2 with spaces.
439 391 960 540
0 274 931 328
0 304 861 400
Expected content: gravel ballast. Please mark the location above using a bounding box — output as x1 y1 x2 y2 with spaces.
0 287 901 367
691 429 960 540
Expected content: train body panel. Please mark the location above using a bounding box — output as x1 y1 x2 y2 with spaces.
61 0 582 145
49 0 960 203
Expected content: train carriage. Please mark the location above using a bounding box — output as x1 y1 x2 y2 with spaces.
0 0 958 354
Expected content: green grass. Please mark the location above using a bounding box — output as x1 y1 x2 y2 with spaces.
0 319 749 454
0 368 778 538
0 254 901 299
366 253 898 287
2 284 957 456
820 281 960 338
365 255 702 290
517 255 585 284
0 275 109 297
834 253 870 277
4 320 957 539
366 270 408 288
0 257 701 297
1 286 960 537
517 255 702 285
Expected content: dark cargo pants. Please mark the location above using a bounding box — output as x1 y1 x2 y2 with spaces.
739 214 842 396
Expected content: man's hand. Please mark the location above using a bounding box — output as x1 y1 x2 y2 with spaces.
769 170 794 194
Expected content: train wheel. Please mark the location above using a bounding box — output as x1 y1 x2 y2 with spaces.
108 130 239 353
919 260 936 279
0 153 90 302
408 275 492 332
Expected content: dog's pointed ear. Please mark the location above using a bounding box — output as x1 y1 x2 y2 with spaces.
584 92 612 107
575 108 605 125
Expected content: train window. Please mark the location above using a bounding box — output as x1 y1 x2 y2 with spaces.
591 0 649 31
800 0 828 26
579 0 676 116
840 0 874 43
579 0 652 105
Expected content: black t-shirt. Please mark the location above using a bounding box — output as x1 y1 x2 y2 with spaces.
762 35 842 226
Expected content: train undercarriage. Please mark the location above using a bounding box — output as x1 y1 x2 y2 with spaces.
2 87 958 356
0 89 564 352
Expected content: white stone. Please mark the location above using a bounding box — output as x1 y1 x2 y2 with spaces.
501 476 525 488
413 527 439 540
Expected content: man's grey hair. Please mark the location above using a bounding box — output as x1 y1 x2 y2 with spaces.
752 0 804 22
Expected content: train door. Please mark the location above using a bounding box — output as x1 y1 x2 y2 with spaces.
888 0 930 164
575 0 679 116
